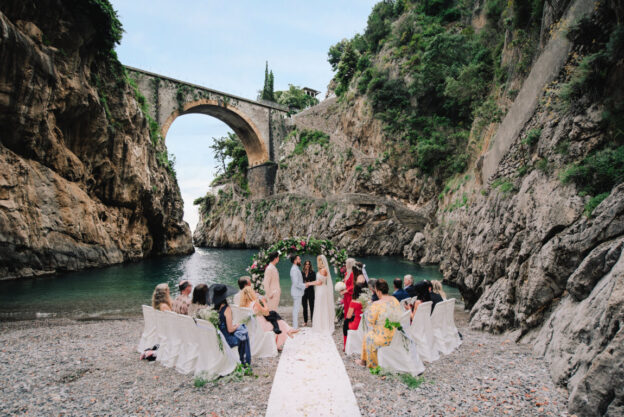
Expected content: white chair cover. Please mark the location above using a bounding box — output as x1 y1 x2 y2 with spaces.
231 305 277 358
157 311 183 368
194 318 239 378
344 313 364 356
175 315 201 374
430 299 461 355
378 310 425 376
137 305 158 353
406 301 439 362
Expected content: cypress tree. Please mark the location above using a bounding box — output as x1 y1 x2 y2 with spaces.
268 70 275 101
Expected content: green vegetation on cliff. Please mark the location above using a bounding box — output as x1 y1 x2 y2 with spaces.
327 0 545 180
210 133 249 193
275 85 319 112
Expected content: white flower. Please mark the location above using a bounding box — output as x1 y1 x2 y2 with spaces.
335 281 346 292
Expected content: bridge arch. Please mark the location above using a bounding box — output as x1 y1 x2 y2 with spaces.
162 99 269 167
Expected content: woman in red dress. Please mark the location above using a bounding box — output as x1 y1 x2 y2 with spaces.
341 258 356 349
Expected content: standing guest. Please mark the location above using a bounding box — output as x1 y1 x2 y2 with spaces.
358 279 402 368
172 280 192 315
152 283 173 311
404 275 417 298
392 278 409 302
263 252 281 311
344 281 367 349
213 284 251 367
355 261 369 282
233 276 252 305
239 287 299 350
290 254 307 329
301 260 315 326
341 258 356 347
188 284 209 317
342 265 361 348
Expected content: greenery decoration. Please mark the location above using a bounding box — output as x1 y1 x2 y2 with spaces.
247 237 348 294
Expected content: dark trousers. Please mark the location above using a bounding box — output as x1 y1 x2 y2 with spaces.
264 311 283 334
302 287 315 323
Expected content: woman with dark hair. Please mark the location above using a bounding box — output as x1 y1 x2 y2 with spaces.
188 284 209 317
213 284 251 366
345 280 368 348
357 279 402 368
301 260 315 326
342 265 362 349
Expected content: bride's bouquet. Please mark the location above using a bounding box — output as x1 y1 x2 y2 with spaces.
334 281 346 293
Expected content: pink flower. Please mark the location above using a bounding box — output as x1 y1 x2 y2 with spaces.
291 245 296 249
300 241 306 246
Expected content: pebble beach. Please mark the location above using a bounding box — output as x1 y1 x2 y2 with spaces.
0 307 570 417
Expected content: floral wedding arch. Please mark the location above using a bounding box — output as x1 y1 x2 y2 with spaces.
247 237 348 294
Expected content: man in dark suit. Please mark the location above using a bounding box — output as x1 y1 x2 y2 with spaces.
392 278 409 301
404 275 418 298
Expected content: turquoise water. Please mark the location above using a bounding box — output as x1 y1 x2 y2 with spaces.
0 248 456 321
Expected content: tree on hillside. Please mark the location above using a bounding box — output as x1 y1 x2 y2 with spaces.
210 132 249 190
274 85 319 112
261 61 276 102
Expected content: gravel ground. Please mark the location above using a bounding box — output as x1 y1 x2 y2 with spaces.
0 307 569 417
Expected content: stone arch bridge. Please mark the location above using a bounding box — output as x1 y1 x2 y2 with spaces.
125 66 289 198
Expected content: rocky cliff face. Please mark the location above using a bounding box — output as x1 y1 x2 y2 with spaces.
194 0 623 414
0 0 193 279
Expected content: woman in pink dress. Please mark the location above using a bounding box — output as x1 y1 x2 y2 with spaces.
239 287 298 350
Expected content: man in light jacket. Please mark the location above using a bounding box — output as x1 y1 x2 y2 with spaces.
263 252 281 311
290 254 307 329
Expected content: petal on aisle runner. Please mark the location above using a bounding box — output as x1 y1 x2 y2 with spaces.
265 329 361 417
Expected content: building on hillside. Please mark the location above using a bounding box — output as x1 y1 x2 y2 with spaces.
302 87 320 97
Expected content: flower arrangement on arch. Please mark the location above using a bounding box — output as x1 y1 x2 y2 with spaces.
247 236 348 294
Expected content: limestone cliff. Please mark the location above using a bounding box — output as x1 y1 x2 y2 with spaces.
0 0 193 279
194 0 623 414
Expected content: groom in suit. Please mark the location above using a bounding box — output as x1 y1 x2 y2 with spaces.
290 254 307 329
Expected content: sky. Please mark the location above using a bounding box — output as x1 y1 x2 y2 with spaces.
110 0 378 231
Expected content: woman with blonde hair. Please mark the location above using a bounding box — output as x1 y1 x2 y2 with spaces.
431 280 446 299
152 283 172 311
239 286 299 350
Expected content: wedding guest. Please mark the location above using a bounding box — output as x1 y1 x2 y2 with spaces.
172 280 192 315
233 276 252 305
345 281 367 348
355 261 368 282
263 252 281 311
188 283 209 317
152 283 172 311
358 279 402 368
368 279 379 302
239 287 299 350
341 258 356 343
404 275 417 298
431 280 447 300
214 284 251 366
392 278 409 302
428 281 444 312
343 264 362 348
302 260 315 326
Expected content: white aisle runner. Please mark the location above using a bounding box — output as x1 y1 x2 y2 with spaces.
265 329 361 417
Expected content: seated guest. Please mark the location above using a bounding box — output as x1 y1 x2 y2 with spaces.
428 281 444 312
431 280 447 300
239 287 298 350
233 276 252 305
172 280 192 315
213 284 251 366
152 283 173 311
188 283 209 317
392 278 409 302
404 275 417 298
357 279 402 368
355 261 368 282
368 279 379 302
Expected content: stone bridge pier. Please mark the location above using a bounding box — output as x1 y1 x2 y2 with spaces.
125 66 289 198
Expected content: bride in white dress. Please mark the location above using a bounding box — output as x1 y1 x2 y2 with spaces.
310 255 335 334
